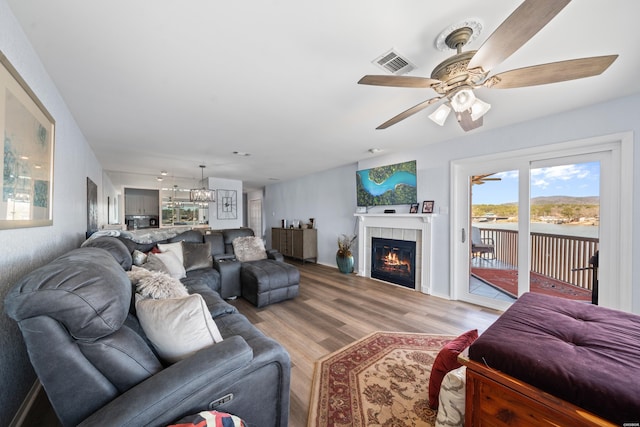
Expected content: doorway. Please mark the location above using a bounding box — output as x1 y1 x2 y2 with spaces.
451 134 632 312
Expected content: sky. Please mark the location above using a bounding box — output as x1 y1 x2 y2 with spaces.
472 161 600 205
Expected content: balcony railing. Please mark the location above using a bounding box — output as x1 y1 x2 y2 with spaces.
477 228 598 291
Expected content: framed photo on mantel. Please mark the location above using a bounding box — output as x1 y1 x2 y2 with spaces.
422 200 434 214
0 51 55 229
409 203 419 214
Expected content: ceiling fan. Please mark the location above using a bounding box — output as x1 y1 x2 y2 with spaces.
358 0 618 132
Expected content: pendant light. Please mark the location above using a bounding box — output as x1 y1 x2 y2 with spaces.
190 165 216 203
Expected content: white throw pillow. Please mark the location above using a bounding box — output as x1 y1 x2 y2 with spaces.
157 242 185 265
136 294 223 364
232 236 268 262
435 366 466 427
153 251 187 279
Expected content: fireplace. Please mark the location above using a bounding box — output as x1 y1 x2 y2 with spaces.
371 237 416 289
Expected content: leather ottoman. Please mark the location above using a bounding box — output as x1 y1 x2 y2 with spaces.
240 259 300 307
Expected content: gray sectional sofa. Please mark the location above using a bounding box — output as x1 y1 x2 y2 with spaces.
5 229 293 427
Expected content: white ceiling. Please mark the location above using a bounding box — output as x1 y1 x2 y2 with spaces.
7 0 640 191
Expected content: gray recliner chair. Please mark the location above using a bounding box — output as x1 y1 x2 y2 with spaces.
5 246 290 427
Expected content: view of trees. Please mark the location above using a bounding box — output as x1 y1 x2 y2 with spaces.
473 197 599 223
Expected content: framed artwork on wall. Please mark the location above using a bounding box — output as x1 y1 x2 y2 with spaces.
0 51 55 229
422 200 434 214
217 189 237 219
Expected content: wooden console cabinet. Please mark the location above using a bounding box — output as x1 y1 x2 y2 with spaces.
271 227 317 263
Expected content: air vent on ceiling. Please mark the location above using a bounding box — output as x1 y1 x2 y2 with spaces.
373 49 416 75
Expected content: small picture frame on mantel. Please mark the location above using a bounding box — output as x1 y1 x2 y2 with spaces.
409 203 419 214
422 200 434 214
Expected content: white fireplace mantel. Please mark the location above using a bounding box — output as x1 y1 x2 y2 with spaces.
354 213 435 294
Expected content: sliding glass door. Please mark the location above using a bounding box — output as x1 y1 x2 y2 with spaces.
451 135 631 311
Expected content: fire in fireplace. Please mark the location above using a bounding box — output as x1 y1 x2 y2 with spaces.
371 237 416 289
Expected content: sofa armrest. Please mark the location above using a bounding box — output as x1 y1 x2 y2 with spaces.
78 336 253 427
214 253 236 262
213 259 242 298
266 249 284 262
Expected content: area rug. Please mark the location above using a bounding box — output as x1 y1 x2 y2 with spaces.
471 267 591 301
307 331 455 427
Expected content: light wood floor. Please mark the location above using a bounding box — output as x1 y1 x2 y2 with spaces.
228 261 503 427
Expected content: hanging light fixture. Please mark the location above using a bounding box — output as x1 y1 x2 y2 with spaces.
190 165 216 203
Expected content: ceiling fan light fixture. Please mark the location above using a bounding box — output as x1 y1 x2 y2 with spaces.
190 165 216 203
450 88 476 112
428 103 452 126
470 98 491 121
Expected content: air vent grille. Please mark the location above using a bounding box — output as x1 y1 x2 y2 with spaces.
373 49 416 75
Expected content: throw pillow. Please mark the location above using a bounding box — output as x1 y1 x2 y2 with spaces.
127 266 189 299
153 251 187 279
157 241 184 265
168 410 246 427
143 253 171 275
135 293 223 364
435 366 466 427
132 249 148 266
428 329 478 409
183 241 213 272
232 236 267 262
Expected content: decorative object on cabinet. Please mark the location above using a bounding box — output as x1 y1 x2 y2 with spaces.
410 203 419 213
1 51 55 229
422 200 435 213
217 189 237 219
271 227 317 263
189 164 216 203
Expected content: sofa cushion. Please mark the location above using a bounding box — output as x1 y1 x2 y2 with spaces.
157 242 185 265
428 329 478 409
183 241 213 271
136 294 223 364
169 229 204 243
233 236 267 262
82 236 133 270
143 253 171 275
5 248 131 340
153 251 187 279
128 266 189 299
204 232 225 257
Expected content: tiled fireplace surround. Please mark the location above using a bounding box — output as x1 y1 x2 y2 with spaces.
354 213 434 294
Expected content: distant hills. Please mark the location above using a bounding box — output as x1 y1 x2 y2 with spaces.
502 196 599 206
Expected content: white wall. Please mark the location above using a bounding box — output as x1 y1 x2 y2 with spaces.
0 0 104 423
265 164 357 266
264 93 640 313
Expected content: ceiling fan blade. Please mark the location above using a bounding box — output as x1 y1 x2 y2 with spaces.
484 55 618 89
358 75 440 88
457 110 483 132
376 97 443 129
468 0 571 73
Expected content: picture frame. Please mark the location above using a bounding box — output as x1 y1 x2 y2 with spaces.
0 51 55 229
409 203 419 214
422 200 434 214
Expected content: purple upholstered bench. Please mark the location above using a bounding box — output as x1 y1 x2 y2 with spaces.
468 292 640 425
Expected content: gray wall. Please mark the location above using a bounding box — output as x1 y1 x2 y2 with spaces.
0 1 104 424
265 93 640 312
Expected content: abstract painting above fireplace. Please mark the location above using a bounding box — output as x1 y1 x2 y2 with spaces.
371 237 416 289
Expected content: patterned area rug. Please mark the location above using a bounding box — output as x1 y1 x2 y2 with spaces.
307 332 455 427
471 268 592 301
